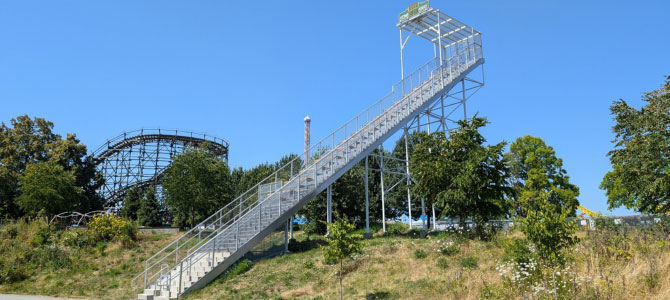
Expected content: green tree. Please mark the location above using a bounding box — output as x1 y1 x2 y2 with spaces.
0 115 103 217
162 148 234 227
507 135 579 216
0 115 60 218
601 76 670 214
121 186 141 220
17 161 82 216
518 182 578 299
49 134 104 212
300 164 366 234
321 216 362 300
137 185 161 226
410 117 513 231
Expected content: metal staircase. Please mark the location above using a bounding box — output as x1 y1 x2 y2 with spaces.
132 21 483 300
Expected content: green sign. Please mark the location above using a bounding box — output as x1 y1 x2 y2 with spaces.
399 0 430 23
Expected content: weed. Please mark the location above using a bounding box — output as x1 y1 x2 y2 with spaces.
413 249 428 259
437 257 449 269
303 260 315 269
460 256 478 269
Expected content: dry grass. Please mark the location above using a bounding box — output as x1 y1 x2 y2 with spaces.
184 227 670 300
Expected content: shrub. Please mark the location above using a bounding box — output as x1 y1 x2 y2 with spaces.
435 239 459 256
386 222 407 235
437 257 448 269
460 256 478 269
226 259 253 279
413 249 427 259
61 229 95 248
502 237 535 266
88 215 137 248
303 260 315 269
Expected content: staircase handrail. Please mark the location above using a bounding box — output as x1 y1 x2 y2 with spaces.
132 37 482 294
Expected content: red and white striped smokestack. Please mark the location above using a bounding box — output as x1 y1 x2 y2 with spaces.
304 115 311 161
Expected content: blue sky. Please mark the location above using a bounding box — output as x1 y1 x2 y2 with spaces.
1 1 669 215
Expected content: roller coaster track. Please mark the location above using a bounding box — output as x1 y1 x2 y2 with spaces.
92 129 229 208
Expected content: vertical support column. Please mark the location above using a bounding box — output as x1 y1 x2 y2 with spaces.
437 11 443 66
420 198 427 237
404 127 413 229
284 219 289 253
399 28 405 80
289 216 294 240
432 203 437 231
364 156 371 238
326 185 332 236
462 79 467 120
380 147 386 233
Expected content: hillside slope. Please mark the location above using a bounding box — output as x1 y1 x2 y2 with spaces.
184 227 670 300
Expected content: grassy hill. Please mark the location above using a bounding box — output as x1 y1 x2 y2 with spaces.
184 224 670 300
0 218 180 300
2 219 670 299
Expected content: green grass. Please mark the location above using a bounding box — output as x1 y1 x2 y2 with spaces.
0 219 181 299
5 219 670 300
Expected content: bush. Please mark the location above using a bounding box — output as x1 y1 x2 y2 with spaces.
460 256 478 269
436 240 459 256
413 249 427 259
437 257 448 269
61 229 95 248
226 259 253 279
88 215 137 248
502 237 535 266
386 222 407 235
0 219 73 284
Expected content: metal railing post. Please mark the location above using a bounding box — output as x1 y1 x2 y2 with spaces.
144 261 148 288
178 261 183 297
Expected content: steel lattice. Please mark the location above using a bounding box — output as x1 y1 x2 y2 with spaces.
92 129 229 208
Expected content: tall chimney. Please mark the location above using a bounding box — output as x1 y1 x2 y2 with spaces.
304 115 311 162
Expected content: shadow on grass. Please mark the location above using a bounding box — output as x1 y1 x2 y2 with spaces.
288 238 328 253
366 291 391 299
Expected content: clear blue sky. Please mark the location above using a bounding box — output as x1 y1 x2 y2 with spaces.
1 1 669 215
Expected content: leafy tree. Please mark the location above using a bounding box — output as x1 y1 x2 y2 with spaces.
0 115 103 217
321 216 362 300
162 148 234 227
0 167 20 218
518 180 578 298
601 76 670 214
300 164 366 234
49 134 104 212
17 161 82 216
121 186 141 220
0 115 60 218
506 135 579 216
410 117 513 231
137 185 161 226
510 136 579 297
231 162 276 197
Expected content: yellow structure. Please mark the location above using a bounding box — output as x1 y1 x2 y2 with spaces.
577 205 602 218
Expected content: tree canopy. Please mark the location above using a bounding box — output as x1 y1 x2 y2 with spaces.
162 147 234 227
17 161 82 216
506 135 579 216
601 76 670 214
409 117 513 229
0 115 103 218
